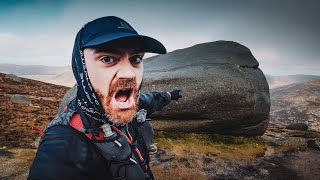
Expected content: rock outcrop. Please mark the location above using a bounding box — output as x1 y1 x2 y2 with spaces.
59 41 270 136
5 74 21 83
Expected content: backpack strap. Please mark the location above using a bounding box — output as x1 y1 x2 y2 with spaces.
70 113 105 140
70 112 153 177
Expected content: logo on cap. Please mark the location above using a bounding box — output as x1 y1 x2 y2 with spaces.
117 21 133 31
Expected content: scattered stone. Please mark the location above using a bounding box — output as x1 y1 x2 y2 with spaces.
286 123 308 131
264 147 275 156
5 74 21 82
30 137 41 149
32 118 39 123
203 157 213 164
154 149 175 163
0 149 14 156
259 168 269 176
269 137 307 151
10 94 32 104
178 157 188 163
149 158 160 166
307 139 320 150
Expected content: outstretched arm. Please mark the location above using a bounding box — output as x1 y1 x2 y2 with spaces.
138 90 182 114
139 91 170 114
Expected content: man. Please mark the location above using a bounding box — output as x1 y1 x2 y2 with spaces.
28 16 181 180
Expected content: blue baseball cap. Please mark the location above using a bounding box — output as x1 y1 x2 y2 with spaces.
80 16 166 54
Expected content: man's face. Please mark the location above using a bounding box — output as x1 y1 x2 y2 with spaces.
83 39 144 124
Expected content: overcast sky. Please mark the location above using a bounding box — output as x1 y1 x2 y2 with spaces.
0 0 319 75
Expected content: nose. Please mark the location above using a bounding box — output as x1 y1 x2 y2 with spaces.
115 56 136 80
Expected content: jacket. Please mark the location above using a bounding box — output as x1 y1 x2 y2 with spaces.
28 91 171 180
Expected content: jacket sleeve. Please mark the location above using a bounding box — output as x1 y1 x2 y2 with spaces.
28 126 110 180
138 91 171 114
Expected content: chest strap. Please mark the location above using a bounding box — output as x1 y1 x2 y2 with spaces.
70 113 146 168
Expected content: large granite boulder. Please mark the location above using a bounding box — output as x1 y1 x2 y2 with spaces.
59 41 270 136
142 41 270 136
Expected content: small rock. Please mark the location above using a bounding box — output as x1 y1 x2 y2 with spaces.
149 159 160 166
5 74 21 82
307 139 320 150
203 157 213 164
154 149 174 163
259 168 269 176
184 161 191 168
32 118 39 123
10 94 32 104
30 137 41 149
286 123 308 131
264 147 275 156
178 157 188 162
269 137 307 151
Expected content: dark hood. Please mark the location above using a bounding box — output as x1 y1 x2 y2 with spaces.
71 29 108 134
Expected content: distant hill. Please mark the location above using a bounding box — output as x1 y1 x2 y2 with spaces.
1 64 319 89
270 79 320 132
0 72 70 147
21 71 76 87
0 63 75 87
266 74 320 89
0 63 70 75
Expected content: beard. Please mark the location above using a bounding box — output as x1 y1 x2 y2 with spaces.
96 78 139 125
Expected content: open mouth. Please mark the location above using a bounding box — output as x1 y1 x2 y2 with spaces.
113 88 134 109
115 88 132 102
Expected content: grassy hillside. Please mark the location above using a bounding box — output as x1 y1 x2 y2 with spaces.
0 73 69 147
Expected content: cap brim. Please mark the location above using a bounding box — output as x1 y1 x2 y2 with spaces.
82 32 166 54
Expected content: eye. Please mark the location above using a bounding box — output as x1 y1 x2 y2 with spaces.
99 56 116 64
130 55 143 64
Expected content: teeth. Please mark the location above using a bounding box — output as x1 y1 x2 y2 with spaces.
118 101 127 105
